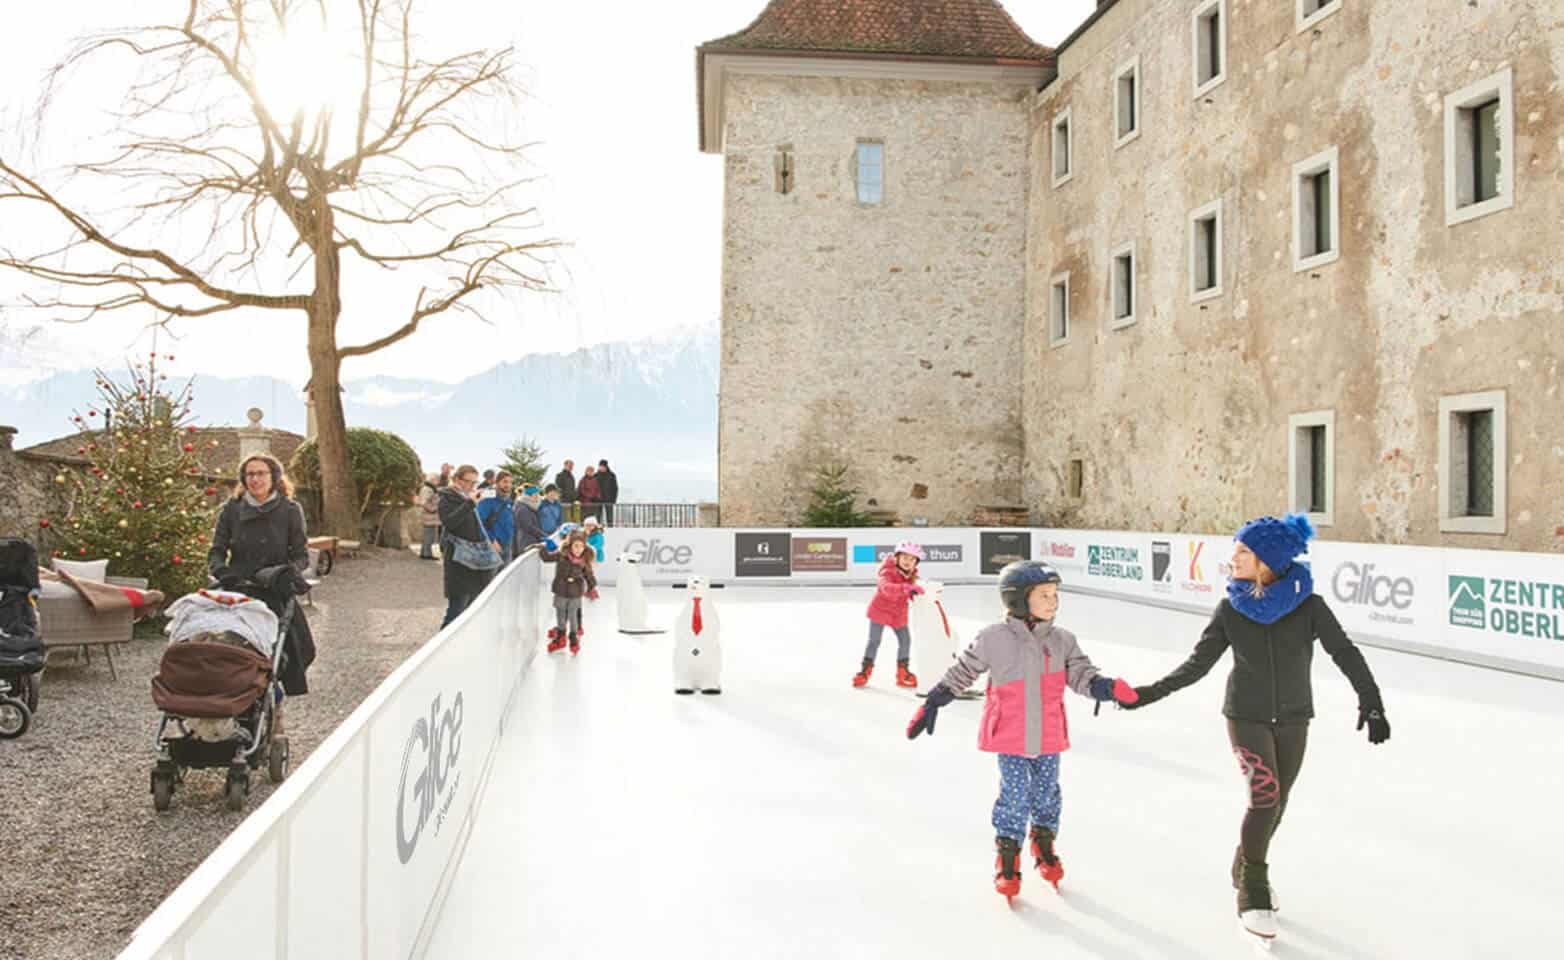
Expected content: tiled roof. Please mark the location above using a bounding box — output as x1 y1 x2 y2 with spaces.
17 426 306 482
700 0 1051 61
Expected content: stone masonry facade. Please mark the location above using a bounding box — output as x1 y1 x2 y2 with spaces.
717 74 1031 525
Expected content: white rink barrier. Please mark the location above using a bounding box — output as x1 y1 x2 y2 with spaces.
117 550 544 960
595 526 1564 681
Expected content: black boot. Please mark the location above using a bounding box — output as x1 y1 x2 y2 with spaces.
1233 845 1279 910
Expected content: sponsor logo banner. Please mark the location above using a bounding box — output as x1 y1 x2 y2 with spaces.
1448 574 1564 639
1151 541 1173 593
735 532 792 577
1330 561 1416 626
851 544 965 564
396 691 465 865
1087 544 1143 581
1040 540 1083 571
980 532 1031 575
1179 540 1216 594
791 537 847 573
623 536 697 577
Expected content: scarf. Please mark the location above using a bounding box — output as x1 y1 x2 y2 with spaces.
243 491 279 509
1227 562 1315 625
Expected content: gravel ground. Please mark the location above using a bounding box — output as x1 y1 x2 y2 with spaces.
0 547 447 960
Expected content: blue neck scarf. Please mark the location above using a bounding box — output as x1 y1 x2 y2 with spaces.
1227 562 1314 625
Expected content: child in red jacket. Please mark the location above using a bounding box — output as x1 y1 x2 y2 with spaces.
852 541 925 689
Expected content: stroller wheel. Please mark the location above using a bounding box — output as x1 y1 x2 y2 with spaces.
224 769 250 812
268 736 290 784
0 696 30 738
151 770 175 811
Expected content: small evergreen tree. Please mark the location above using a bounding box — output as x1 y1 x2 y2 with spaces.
801 463 873 527
43 356 216 598
499 436 549 489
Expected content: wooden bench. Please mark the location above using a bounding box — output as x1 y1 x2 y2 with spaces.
36 575 148 681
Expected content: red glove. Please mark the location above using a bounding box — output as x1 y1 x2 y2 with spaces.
1112 678 1139 705
906 584 925 598
587 588 600 601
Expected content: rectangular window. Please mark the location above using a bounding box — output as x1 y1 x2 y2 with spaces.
1438 390 1507 534
1192 0 1226 96
1067 459 1084 499
1296 0 1342 32
1444 67 1514 226
1110 240 1136 328
1293 146 1340 271
1189 199 1223 301
855 141 883 205
1287 410 1334 525
1114 57 1141 148
1051 109 1073 187
1049 272 1071 346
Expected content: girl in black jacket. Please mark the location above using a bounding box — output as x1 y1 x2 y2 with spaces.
1123 513 1389 943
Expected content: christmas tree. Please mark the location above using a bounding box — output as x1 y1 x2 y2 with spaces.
800 463 873 527
42 355 219 598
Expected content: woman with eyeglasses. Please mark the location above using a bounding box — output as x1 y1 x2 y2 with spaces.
438 463 498 626
207 453 316 698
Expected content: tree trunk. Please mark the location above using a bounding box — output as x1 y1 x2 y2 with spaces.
308 226 359 538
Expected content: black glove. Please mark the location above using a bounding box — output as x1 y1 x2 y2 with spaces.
907 684 957 739
1118 684 1163 711
253 565 288 590
1357 703 1390 745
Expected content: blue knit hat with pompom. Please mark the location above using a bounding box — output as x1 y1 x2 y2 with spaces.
1234 512 1316 574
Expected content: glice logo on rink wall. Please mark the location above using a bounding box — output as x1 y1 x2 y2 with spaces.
1087 545 1143 581
1448 575 1564 639
1331 562 1415 625
396 691 465 864
624 537 695 575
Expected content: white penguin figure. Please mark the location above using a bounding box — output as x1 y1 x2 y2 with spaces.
615 552 662 634
672 576 722 695
910 581 977 698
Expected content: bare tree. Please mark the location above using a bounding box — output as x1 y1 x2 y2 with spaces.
0 0 558 535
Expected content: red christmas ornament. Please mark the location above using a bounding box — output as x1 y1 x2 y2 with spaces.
78 547 87 555
167 354 175 361
172 555 183 565
183 443 194 452
133 501 143 509
88 410 98 417
38 518 50 528
187 426 197 435
77 447 86 454
205 487 217 496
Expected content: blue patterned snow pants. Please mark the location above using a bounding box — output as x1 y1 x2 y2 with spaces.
991 753 1062 841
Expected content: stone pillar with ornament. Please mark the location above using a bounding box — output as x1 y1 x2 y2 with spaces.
238 408 271 459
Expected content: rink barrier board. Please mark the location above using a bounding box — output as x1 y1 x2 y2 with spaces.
596 526 1564 680
117 550 545 960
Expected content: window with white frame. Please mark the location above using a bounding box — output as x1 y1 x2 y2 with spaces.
1189 199 1223 301
1444 67 1514 226
1110 241 1136 328
1293 146 1340 271
1192 0 1226 96
1438 390 1507 534
1297 0 1341 32
855 141 883 205
1051 109 1073 187
1287 410 1334 525
1049 272 1071 345
1114 57 1141 147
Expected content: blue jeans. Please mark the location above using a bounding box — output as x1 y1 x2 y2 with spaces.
863 622 911 661
992 753 1062 841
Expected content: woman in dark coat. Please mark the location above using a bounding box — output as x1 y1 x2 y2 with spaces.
207 454 316 699
1122 513 1389 944
438 464 497 626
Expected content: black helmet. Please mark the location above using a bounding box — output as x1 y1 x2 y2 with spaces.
998 560 1062 619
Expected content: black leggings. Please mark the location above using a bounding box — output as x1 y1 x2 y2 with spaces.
1227 719 1309 866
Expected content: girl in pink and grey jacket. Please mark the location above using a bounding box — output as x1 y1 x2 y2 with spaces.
852 541 926 689
907 560 1138 900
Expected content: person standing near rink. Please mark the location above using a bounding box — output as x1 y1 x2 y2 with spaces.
1120 513 1390 945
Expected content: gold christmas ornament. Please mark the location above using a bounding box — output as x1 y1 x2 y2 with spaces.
118 519 129 528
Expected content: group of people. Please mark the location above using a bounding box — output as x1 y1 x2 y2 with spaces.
416 460 615 627
874 514 1388 943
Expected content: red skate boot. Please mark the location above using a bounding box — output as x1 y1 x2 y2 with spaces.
569 633 580 656
546 628 567 654
994 837 1022 904
895 660 918 689
851 659 874 688
1030 826 1064 891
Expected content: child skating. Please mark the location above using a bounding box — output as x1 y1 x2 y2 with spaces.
907 560 1138 903
853 542 925 689
540 529 599 655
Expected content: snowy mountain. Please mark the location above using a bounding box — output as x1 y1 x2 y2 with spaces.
1 326 719 502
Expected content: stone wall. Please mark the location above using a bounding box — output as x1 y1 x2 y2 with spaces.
0 427 74 547
1023 0 1564 550
719 74 1031 525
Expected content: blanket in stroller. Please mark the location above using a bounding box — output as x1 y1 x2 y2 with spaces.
151 640 271 718
164 589 277 658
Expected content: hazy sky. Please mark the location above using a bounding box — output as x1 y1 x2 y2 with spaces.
0 0 1094 387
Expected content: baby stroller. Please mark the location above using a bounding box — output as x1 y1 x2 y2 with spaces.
0 538 45 739
149 565 305 811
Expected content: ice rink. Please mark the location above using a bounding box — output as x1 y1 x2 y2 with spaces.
426 584 1563 959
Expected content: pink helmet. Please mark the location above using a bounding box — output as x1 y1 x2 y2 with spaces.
893 541 925 562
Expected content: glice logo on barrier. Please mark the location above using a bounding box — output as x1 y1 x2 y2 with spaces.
1332 562 1415 625
625 538 695 573
396 691 465 864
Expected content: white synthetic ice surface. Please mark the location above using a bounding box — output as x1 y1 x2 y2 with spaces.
426 585 1563 959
